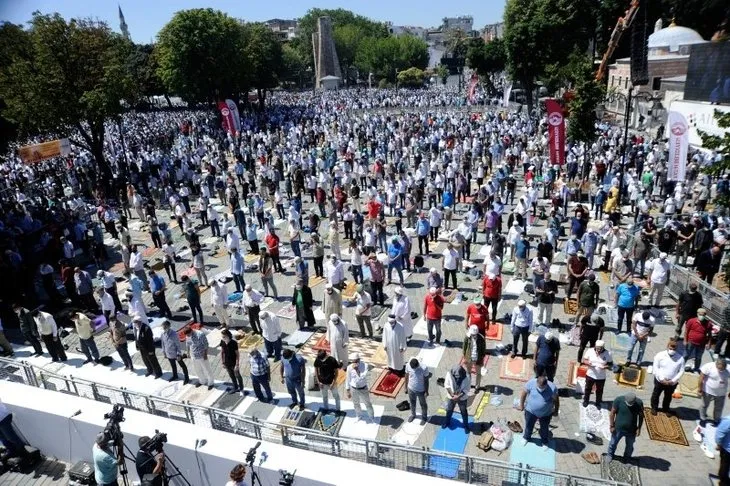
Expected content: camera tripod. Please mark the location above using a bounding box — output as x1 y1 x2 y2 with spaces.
111 435 136 486
245 442 263 486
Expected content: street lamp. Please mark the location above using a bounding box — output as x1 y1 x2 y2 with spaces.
598 88 661 205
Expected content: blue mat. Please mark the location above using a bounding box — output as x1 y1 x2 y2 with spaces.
509 436 556 486
227 292 243 303
428 415 473 478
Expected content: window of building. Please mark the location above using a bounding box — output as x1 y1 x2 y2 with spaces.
652 77 662 91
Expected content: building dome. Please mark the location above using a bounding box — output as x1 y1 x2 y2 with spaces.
648 22 705 54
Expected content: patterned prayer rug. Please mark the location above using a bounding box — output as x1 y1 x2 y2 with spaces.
309 276 326 288
678 372 701 398
211 391 245 412
485 323 503 341
499 356 533 382
311 334 330 352
311 410 346 436
600 453 641 485
371 369 405 398
276 305 297 320
643 408 689 446
341 281 358 299
236 333 263 352
177 322 203 342
563 298 578 315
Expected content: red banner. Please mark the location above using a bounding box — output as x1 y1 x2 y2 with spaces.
546 99 565 165
218 101 236 135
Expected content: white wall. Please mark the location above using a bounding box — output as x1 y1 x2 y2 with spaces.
1 381 461 486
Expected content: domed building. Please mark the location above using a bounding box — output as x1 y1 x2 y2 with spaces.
648 20 706 56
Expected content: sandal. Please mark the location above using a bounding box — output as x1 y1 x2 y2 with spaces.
586 433 603 446
507 421 523 433
582 452 601 465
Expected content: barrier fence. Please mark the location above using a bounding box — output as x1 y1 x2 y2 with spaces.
0 356 627 486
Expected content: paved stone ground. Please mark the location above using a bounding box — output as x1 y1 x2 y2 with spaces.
9 171 722 486
0 458 69 486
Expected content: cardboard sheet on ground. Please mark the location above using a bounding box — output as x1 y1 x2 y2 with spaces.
282 330 314 347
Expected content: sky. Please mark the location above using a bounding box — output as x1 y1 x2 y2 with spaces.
1 0 506 44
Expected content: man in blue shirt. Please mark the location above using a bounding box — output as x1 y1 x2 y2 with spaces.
387 237 404 286
416 213 431 255
92 433 119 486
518 375 559 449
148 270 172 318
514 234 531 280
533 331 560 381
715 415 730 481
280 348 307 410
615 277 640 333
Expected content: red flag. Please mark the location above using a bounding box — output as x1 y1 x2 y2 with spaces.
218 101 236 135
546 99 566 165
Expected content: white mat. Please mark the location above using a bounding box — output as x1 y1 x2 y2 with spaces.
503 279 526 296
479 244 492 257
391 420 426 446
579 404 611 440
282 330 314 347
413 318 428 336
415 342 446 369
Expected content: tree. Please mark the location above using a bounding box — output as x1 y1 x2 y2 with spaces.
0 14 136 181
242 23 282 110
445 28 469 62
0 22 31 155
355 35 428 82
333 23 365 84
127 43 169 107
700 110 730 201
156 8 248 104
566 56 606 146
435 65 449 85
397 67 425 88
467 38 506 75
281 43 307 88
504 0 594 113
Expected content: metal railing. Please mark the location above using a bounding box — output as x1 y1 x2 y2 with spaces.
0 357 628 486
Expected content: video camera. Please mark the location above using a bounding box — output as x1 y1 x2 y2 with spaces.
141 430 168 453
279 469 296 486
102 404 125 442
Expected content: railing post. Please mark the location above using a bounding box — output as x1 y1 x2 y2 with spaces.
465 456 472 483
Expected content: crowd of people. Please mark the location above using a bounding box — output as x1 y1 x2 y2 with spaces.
0 86 729 485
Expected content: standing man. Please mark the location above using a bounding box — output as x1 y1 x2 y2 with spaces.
482 272 502 323
323 284 343 319
109 317 134 371
149 270 172 319
675 282 703 338
443 364 470 432
326 314 349 367
441 243 460 290
259 311 282 361
392 287 413 339
97 270 123 312
577 313 605 362
185 326 214 389
464 296 489 336
511 299 534 359
699 359 730 426
615 277 640 334
626 311 654 365
35 310 67 362
181 275 204 324
684 308 712 372
463 325 487 392
575 273 600 323
353 285 374 338
13 304 43 356
345 353 375 422
280 348 307 410
133 315 162 378
714 415 730 484
291 280 316 329
650 338 685 415
249 349 274 403
517 374 559 449
647 252 671 307
230 247 245 293
73 312 101 365
533 331 560 382
220 329 245 395
160 320 188 383
607 392 643 462
534 273 557 327
404 357 430 425
210 280 231 329
382 316 406 372
314 350 341 412
424 287 445 347
582 340 613 409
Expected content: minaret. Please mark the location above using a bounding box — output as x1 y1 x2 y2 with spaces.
119 5 130 40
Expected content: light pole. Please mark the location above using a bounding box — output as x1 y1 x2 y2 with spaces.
597 88 660 204
395 68 399 94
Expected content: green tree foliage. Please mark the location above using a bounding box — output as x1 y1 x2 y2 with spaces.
280 43 308 88
435 65 449 85
565 55 606 146
504 0 594 113
0 13 136 179
0 22 31 155
397 67 425 88
700 110 730 190
156 8 248 104
355 35 429 82
127 44 169 106
466 38 506 75
242 23 283 110
445 28 470 61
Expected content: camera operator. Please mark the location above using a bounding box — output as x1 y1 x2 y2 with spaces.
225 463 247 486
92 433 120 486
135 436 165 486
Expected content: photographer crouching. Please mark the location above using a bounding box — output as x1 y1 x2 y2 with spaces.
92 433 122 486
136 435 165 486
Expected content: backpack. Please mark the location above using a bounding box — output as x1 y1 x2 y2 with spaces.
476 431 494 452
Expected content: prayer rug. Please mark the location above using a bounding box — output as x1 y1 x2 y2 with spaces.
212 248 229 259
236 333 263 352
181 267 196 278
312 334 330 352
606 332 632 353
678 373 701 398
110 262 126 273
311 410 346 436
499 356 533 382
176 386 220 407
276 305 297 320
643 408 689 446
509 437 556 485
297 332 386 369
371 345 389 367
428 241 441 253
429 415 472 479
579 404 611 440
280 409 316 428
563 298 578 315
341 281 358 299
413 317 428 336
443 290 458 303
485 323 503 341
599 271 611 284
177 322 203 342
227 292 243 303
308 275 326 288
370 369 405 398
243 253 259 263
211 391 245 412
600 452 641 485
415 342 445 369
282 330 314 348
502 260 515 274
615 365 646 389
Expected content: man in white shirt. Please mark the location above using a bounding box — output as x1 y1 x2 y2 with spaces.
581 340 613 409
353 285 373 338
511 300 534 359
626 311 654 365
325 256 345 289
699 359 730 427
651 339 685 415
97 288 116 324
35 311 67 362
483 250 502 276
345 353 375 421
225 227 240 252
647 252 671 307
259 311 282 361
210 280 230 329
242 284 264 334
441 243 460 290
97 270 123 312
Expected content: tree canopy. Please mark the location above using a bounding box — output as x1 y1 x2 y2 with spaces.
354 35 429 82
0 13 136 179
466 38 507 75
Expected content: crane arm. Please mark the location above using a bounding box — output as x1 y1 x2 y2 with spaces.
595 0 640 81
